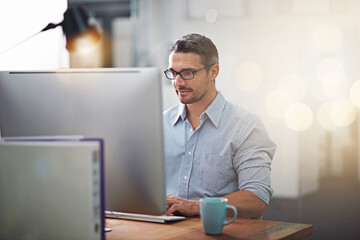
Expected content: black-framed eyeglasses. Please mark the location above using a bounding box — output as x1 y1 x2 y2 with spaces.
163 67 207 81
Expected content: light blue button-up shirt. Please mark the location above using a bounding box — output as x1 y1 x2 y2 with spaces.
163 92 276 205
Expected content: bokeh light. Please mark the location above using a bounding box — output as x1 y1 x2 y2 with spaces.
69 35 103 68
235 61 263 91
278 74 308 101
330 99 357 127
311 78 349 101
316 58 345 87
264 90 294 119
349 80 360 108
314 24 343 52
321 84 342 99
285 103 313 131
317 102 338 131
205 9 218 23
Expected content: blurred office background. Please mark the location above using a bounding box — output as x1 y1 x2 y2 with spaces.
1 0 360 239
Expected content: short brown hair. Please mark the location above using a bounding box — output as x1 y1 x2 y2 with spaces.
169 33 219 67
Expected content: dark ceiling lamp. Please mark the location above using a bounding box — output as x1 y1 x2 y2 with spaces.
42 6 101 52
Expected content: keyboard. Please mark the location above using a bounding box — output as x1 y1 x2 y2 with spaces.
105 210 186 223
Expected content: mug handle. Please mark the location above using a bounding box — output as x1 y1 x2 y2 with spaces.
223 205 237 225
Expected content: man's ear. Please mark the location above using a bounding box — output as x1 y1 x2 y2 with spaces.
210 64 219 80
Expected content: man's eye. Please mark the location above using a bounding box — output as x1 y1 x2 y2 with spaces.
182 71 193 77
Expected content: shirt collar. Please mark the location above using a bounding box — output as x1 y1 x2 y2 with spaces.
171 91 226 128
204 91 226 128
172 103 186 126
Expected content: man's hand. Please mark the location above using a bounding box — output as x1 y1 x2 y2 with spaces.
165 194 200 216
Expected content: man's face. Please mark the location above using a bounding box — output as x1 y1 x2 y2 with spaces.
168 52 214 105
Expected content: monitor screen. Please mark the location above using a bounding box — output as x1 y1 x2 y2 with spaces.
0 68 166 215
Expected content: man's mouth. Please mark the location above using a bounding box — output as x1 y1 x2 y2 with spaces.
176 88 192 93
176 89 192 97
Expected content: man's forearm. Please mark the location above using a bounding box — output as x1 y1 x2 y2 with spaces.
223 190 267 218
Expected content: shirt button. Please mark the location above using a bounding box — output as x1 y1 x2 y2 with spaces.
183 176 188 180
188 151 192 155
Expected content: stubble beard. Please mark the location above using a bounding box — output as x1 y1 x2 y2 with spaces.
176 87 208 105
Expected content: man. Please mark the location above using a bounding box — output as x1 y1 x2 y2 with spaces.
163 33 276 218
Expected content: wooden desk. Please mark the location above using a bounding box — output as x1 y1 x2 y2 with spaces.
105 217 313 240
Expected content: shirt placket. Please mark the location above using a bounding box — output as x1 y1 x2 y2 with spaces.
178 121 198 199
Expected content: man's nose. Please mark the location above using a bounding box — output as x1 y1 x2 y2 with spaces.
173 74 185 86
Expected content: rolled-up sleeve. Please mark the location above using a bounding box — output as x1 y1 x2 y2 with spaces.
233 116 277 205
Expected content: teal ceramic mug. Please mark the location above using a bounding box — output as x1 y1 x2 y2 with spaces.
200 197 238 235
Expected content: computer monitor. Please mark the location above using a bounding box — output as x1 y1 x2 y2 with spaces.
0 68 166 215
